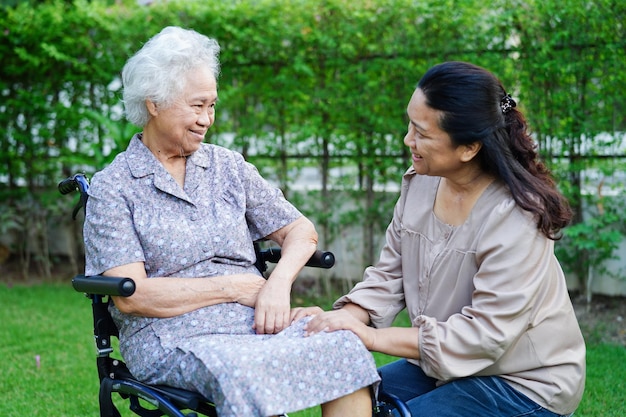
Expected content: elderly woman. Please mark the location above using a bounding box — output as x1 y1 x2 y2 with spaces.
83 26 379 417
298 61 586 417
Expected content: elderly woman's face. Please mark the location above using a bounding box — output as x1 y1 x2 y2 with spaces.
150 66 218 156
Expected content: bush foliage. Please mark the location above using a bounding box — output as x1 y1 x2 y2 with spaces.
1 0 625 290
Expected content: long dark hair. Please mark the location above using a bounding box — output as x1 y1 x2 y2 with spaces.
418 61 572 240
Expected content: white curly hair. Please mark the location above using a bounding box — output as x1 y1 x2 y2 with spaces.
121 26 221 127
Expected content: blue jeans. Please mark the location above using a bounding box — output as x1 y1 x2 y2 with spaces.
378 359 571 417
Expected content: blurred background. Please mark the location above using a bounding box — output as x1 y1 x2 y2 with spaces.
1 0 625 302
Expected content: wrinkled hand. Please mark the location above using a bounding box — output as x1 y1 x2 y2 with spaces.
289 305 324 324
304 309 375 349
233 274 267 308
253 279 291 334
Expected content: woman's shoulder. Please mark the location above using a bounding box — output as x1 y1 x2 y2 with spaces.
91 134 143 181
198 142 244 159
192 143 248 169
91 153 131 187
481 181 536 221
472 181 539 238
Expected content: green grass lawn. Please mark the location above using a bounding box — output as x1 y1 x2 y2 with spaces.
1 283 623 417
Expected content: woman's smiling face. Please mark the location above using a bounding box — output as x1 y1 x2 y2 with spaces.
403 89 467 177
148 66 218 156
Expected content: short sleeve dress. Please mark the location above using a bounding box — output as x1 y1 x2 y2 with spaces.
84 135 380 417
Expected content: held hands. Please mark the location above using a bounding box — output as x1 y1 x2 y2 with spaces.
237 272 374 348
301 309 375 350
289 306 324 323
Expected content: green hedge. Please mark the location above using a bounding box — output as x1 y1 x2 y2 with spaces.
1 0 625 288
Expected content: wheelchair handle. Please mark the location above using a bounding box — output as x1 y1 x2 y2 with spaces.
307 249 335 269
72 274 136 297
59 173 90 219
58 173 90 195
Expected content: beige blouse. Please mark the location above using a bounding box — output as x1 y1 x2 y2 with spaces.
335 169 586 415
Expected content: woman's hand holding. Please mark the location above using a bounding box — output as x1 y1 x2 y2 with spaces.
304 309 375 350
232 273 267 308
253 278 291 335
289 306 324 323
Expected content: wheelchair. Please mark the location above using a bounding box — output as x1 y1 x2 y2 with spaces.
59 173 411 417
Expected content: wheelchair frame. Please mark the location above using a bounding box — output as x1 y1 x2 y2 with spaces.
60 173 411 417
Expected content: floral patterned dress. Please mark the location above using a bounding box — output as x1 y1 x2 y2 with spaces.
84 135 380 416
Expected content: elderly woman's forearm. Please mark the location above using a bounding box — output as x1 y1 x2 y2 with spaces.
268 216 318 283
112 274 264 317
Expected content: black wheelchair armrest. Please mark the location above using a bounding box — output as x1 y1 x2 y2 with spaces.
72 274 136 297
306 249 335 269
260 248 335 269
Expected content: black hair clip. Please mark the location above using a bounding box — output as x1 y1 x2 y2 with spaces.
501 94 516 114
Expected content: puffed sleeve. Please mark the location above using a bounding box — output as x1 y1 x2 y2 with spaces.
333 187 407 328
84 169 145 276
416 199 553 380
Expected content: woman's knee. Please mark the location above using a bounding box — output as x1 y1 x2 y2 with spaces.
378 359 437 402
